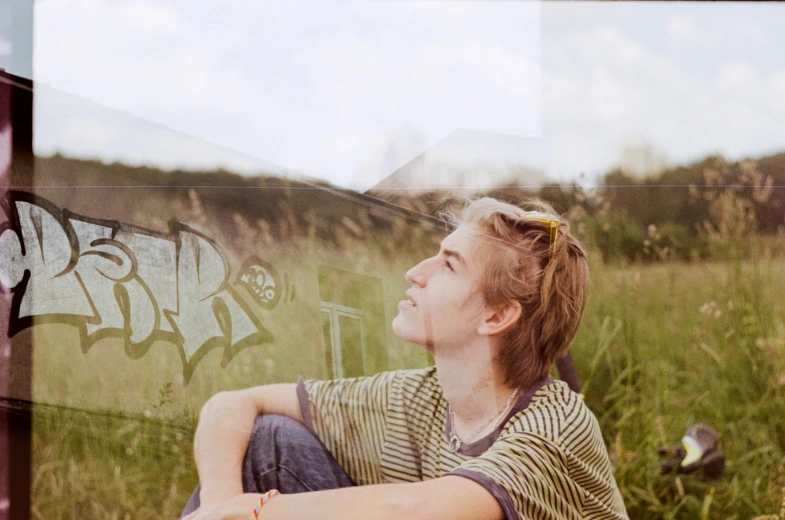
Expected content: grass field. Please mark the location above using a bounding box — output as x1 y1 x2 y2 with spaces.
29 240 785 519
573 248 785 519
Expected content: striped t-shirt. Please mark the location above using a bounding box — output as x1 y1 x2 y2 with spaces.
297 367 628 520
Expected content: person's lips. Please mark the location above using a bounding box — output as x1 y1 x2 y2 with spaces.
399 290 417 309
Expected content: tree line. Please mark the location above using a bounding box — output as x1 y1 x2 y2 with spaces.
30 150 785 264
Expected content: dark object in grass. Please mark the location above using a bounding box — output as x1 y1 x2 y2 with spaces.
658 423 725 479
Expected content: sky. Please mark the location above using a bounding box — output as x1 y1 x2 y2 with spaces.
541 2 785 181
2 0 784 189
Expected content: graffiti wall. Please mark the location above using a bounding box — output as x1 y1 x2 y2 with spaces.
0 156 439 418
1 191 275 380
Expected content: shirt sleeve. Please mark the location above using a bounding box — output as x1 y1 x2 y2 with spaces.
449 431 584 520
297 371 397 486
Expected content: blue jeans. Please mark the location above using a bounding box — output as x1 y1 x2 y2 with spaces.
180 414 355 518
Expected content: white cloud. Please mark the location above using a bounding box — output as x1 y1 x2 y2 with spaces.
588 67 626 120
33 0 784 188
36 0 206 111
33 0 540 187
112 1 191 38
33 83 289 175
543 15 785 181
353 125 427 188
714 62 759 90
666 15 721 49
730 21 768 47
771 71 785 112
286 4 540 185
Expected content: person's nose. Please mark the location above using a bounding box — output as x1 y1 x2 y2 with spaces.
405 256 434 287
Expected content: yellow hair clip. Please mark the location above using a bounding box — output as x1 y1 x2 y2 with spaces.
522 211 560 257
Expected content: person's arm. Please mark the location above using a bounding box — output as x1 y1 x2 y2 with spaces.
193 383 301 505
260 476 504 520
184 475 505 520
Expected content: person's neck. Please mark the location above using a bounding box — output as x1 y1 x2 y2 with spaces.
434 342 517 439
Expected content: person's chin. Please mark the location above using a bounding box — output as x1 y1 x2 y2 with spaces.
392 316 422 345
391 314 407 339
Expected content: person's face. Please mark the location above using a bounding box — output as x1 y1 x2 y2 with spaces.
391 225 489 353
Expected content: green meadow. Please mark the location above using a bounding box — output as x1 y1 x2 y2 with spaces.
24 155 785 519
29 246 785 519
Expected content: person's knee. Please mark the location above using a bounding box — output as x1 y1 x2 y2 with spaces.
249 414 307 451
244 413 354 493
244 414 311 485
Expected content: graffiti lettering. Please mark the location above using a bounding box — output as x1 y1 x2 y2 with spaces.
0 192 276 381
236 256 281 310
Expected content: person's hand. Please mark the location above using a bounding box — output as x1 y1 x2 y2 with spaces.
182 493 263 520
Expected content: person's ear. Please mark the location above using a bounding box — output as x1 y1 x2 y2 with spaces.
478 300 522 336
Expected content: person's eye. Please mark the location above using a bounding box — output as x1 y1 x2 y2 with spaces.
445 260 454 271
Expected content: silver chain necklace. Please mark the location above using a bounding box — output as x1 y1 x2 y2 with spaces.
447 387 520 453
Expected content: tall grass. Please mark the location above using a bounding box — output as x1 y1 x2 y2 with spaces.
571 247 785 519
31 405 196 520
28 180 785 519
30 248 785 519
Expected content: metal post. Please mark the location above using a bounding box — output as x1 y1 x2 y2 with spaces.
0 69 34 520
1 1 34 517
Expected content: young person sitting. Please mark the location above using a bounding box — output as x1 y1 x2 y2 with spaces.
181 197 629 520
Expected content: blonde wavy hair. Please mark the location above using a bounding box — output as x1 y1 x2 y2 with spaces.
445 197 589 389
